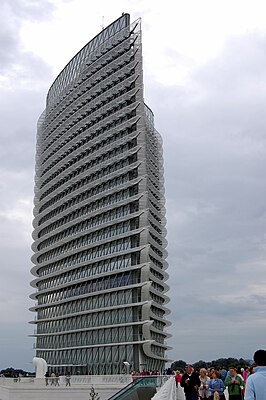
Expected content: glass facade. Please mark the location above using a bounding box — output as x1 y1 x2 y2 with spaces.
30 13 170 375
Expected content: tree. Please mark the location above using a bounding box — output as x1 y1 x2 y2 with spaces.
171 357 251 372
0 367 33 377
193 360 207 370
171 360 186 371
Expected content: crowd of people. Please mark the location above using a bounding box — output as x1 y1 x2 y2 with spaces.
175 365 246 399
44 371 71 386
174 349 266 400
131 369 161 379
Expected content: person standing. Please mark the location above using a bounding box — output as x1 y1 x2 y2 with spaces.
244 349 266 400
180 365 201 400
242 367 249 383
219 367 228 382
175 370 182 387
224 367 243 400
45 371 49 386
55 373 60 386
209 370 224 400
65 372 71 387
50 372 56 386
199 368 210 399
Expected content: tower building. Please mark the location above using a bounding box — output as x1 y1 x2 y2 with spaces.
30 13 170 375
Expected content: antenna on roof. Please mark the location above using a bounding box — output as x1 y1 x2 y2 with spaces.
101 16 105 31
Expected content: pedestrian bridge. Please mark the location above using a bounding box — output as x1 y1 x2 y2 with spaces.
0 375 185 400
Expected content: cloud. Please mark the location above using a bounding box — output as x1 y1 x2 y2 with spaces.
0 0 55 370
0 321 34 370
144 32 266 363
2 0 56 22
0 0 55 74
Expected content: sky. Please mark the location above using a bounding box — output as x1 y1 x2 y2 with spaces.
1 0 266 371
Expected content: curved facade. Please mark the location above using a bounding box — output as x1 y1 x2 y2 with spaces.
30 13 170 375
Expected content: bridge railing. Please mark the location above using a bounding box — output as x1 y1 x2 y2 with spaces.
0 374 172 388
107 376 157 400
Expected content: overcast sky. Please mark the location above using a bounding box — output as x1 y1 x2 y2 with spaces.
1 0 266 371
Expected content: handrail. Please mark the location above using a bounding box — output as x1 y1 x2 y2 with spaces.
151 376 177 400
108 376 157 399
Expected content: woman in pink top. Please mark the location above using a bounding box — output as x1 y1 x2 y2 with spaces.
175 370 182 386
242 366 249 382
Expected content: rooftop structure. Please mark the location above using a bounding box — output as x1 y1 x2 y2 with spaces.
30 13 170 375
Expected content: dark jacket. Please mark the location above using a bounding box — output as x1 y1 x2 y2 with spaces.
180 372 201 394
